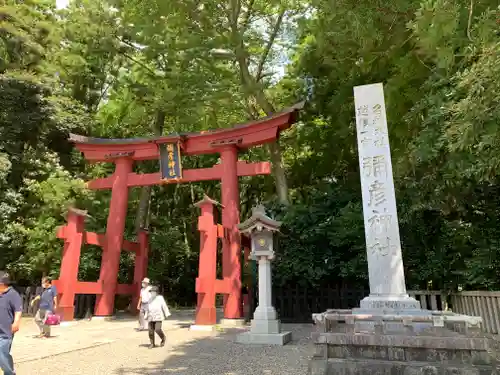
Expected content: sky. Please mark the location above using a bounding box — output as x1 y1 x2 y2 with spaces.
56 0 69 9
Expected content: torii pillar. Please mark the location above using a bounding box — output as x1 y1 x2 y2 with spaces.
95 156 133 316
219 145 243 323
56 208 87 321
131 229 150 313
193 196 219 326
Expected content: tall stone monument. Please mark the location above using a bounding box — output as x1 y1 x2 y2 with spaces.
353 82 420 314
308 83 495 375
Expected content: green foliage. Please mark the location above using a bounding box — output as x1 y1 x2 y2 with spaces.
0 0 57 73
269 187 367 287
2 0 500 305
287 0 500 291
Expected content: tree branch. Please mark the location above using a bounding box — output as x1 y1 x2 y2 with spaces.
255 9 286 82
115 36 143 52
112 35 162 78
242 98 259 119
95 81 113 111
121 52 159 77
228 0 242 30
467 0 474 41
240 0 255 32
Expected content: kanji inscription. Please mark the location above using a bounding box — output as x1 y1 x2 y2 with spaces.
354 82 409 299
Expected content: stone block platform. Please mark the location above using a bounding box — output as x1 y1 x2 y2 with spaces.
309 309 498 375
236 331 292 345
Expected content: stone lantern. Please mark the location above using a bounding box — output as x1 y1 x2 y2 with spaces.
235 205 291 345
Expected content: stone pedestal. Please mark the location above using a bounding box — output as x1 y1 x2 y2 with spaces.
235 256 291 345
237 310 291 345
236 330 292 345
353 295 426 317
309 311 495 375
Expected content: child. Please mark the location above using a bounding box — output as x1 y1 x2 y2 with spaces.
145 286 171 348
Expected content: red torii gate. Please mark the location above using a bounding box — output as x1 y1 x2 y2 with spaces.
54 103 302 322
54 208 149 320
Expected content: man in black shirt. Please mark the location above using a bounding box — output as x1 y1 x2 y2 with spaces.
0 271 22 375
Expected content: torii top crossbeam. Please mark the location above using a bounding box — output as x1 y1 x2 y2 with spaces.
69 103 303 162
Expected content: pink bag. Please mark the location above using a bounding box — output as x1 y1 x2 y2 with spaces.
45 313 61 326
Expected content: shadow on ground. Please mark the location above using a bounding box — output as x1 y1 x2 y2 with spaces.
114 322 314 375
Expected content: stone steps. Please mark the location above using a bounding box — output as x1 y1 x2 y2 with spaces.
311 357 499 375
327 345 494 365
309 313 498 375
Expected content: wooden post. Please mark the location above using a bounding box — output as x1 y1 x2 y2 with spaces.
95 157 133 316
131 229 149 314
56 208 86 321
194 196 218 325
242 238 251 320
220 146 242 319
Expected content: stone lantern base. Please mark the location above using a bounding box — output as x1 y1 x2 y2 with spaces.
236 330 292 345
236 325 291 346
236 317 291 345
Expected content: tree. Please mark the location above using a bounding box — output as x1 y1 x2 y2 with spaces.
105 0 311 205
0 0 57 73
3 0 500 301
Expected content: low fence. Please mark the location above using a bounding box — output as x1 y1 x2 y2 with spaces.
411 290 500 335
17 286 95 319
18 286 41 316
16 284 500 334
270 287 500 334
271 285 369 323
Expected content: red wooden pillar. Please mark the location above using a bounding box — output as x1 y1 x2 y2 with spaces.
95 157 133 316
220 146 242 319
242 239 251 318
57 209 86 321
194 196 218 325
131 229 149 314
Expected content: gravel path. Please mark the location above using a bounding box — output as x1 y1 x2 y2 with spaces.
15 321 314 375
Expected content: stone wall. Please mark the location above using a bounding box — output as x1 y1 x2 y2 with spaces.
309 311 498 375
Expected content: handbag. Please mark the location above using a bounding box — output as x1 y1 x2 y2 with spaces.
45 312 61 326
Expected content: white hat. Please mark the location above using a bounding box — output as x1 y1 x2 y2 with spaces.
142 278 150 284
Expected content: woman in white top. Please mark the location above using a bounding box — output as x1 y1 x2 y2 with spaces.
145 286 171 348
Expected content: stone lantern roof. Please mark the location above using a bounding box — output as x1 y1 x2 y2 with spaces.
237 205 282 235
194 194 223 208
65 207 91 218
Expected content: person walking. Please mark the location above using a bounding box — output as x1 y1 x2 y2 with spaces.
136 277 151 331
0 271 22 375
30 277 57 338
145 286 170 349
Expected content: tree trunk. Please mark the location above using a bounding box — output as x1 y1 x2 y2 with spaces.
232 46 289 204
227 3 289 205
268 141 289 205
249 89 289 205
134 185 152 232
134 110 165 233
